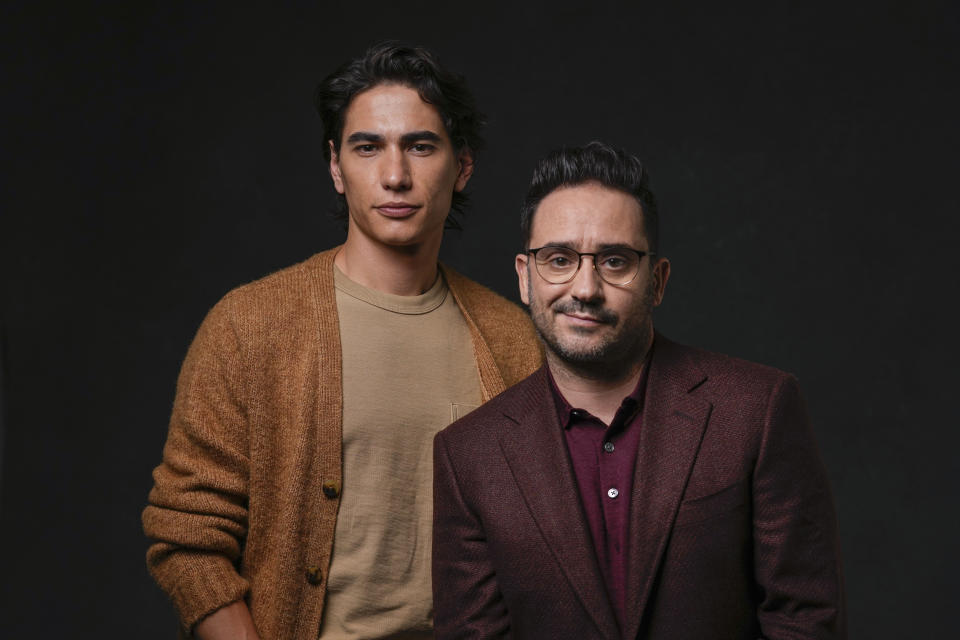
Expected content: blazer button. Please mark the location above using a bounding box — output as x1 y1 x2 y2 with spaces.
305 565 323 585
322 481 340 499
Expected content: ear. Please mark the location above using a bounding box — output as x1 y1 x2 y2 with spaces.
651 257 671 306
329 141 345 194
454 148 475 192
515 252 531 305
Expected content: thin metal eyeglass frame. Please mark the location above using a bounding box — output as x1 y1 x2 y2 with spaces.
526 246 655 286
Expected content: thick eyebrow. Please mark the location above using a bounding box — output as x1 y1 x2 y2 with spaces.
595 242 646 252
344 130 444 147
399 130 443 146
345 131 385 145
538 242 646 252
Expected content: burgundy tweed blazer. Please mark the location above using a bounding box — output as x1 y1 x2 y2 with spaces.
433 335 845 639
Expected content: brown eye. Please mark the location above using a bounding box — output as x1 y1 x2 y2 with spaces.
410 143 435 154
600 254 629 270
536 248 579 274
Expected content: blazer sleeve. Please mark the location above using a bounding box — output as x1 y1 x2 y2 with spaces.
752 374 846 639
433 429 512 640
141 295 251 630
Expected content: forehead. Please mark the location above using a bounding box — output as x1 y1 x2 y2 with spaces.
341 83 449 140
529 182 647 249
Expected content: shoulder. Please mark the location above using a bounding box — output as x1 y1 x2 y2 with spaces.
655 335 800 407
191 248 339 355
204 248 337 330
219 249 336 315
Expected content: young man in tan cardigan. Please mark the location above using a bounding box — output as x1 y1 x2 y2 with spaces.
143 42 541 640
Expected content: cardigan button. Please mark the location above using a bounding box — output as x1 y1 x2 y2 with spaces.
322 481 340 499
305 565 323 585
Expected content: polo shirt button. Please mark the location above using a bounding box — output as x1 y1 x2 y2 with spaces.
322 481 340 499
305 565 323 585
607 488 619 499
603 442 615 453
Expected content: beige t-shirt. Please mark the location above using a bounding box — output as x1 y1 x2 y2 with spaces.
319 266 483 639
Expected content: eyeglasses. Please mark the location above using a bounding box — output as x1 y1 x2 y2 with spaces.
527 245 654 285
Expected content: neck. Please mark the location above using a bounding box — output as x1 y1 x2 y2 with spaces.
546 334 652 425
336 230 443 295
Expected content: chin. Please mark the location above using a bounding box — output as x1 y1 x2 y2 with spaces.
375 223 444 248
555 345 615 365
546 335 614 364
371 229 428 247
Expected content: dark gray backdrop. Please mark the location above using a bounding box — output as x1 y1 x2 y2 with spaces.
2 1 957 637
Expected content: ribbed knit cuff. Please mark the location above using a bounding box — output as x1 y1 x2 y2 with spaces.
160 552 250 631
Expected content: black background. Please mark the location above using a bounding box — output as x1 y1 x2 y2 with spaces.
2 1 958 637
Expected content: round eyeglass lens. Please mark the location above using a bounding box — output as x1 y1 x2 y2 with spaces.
595 250 641 284
534 247 581 283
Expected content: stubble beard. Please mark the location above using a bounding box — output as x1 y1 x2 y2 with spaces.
529 279 657 382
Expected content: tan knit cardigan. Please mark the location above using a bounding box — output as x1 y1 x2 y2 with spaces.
143 247 542 638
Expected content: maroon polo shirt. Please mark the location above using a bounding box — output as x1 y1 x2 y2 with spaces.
548 361 650 631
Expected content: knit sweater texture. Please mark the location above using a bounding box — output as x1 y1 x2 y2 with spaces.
142 247 542 638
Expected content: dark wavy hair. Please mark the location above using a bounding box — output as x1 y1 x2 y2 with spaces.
315 41 485 225
520 141 659 253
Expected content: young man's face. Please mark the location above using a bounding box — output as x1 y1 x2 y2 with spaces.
329 83 473 250
515 182 670 371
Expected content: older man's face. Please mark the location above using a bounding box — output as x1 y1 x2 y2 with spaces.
515 182 670 372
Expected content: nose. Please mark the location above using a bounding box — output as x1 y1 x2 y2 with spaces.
380 147 411 191
569 255 604 303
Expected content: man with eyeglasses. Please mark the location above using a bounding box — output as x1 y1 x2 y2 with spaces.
432 141 845 639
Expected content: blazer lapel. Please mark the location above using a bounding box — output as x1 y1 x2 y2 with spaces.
498 368 621 640
623 337 712 640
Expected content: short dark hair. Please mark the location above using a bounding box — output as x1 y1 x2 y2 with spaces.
520 141 659 253
315 41 485 225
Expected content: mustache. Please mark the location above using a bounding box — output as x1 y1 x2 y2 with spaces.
552 300 618 324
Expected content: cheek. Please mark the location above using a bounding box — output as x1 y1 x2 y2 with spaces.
337 167 360 196
428 162 460 192
624 290 655 325
531 284 565 312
